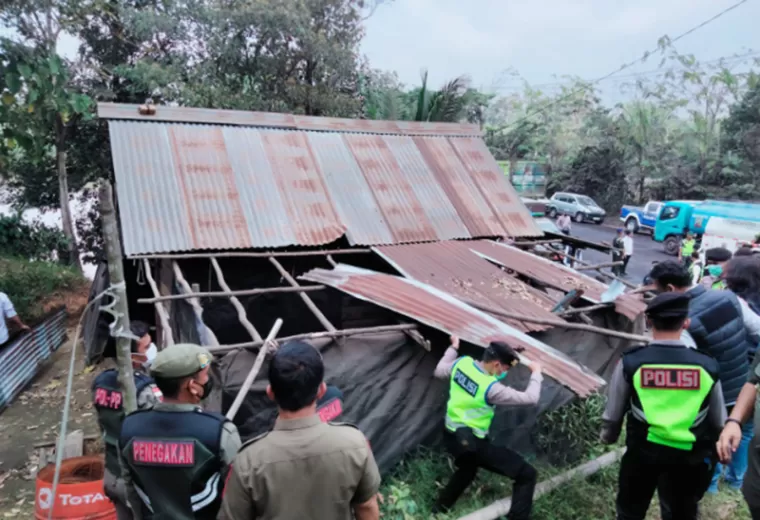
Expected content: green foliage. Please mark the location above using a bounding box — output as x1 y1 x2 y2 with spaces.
0 255 84 323
382 482 420 519
0 214 69 262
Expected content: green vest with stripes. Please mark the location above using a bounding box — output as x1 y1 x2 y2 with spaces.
445 356 497 439
622 342 720 451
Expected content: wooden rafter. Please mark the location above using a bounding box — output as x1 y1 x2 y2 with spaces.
142 259 175 346
269 256 336 332
137 285 325 304
172 261 220 347
210 258 263 342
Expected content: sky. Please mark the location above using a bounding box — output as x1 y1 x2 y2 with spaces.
361 0 760 99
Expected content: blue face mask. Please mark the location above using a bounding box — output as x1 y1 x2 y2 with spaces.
496 371 507 381
706 265 723 277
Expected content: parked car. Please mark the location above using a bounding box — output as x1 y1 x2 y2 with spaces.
620 200 662 234
546 192 606 224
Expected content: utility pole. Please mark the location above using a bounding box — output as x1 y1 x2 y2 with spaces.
99 181 137 413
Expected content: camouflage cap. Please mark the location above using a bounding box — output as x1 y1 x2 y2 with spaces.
150 344 213 379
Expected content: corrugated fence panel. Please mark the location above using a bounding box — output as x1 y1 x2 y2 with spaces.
223 127 298 247
414 137 505 238
109 122 194 255
307 133 395 246
449 138 542 237
344 134 437 243
167 125 253 250
384 136 471 241
260 130 345 246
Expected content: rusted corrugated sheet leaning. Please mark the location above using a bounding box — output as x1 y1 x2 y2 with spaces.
373 241 560 333
467 240 646 321
0 307 68 412
299 264 606 397
100 103 542 256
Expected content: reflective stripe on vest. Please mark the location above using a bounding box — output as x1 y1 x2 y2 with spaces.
632 364 715 450
445 357 497 439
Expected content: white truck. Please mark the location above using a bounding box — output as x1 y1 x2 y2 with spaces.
700 216 760 256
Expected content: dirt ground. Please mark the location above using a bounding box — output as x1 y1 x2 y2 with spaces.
0 333 104 519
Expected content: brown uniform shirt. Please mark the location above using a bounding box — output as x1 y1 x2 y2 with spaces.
220 414 381 520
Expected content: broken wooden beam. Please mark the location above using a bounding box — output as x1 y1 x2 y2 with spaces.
575 261 623 271
137 285 326 304
560 303 613 316
512 239 562 247
210 258 263 342
269 256 336 332
172 262 220 346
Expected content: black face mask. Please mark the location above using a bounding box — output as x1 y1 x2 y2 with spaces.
201 378 214 399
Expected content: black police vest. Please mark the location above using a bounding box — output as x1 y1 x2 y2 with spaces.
119 408 228 520
92 369 154 476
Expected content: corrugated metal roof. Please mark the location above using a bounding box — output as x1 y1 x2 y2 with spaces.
374 241 560 333
300 264 605 396
467 241 646 320
103 104 541 256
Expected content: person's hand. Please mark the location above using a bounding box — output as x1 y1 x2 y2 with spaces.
20 324 30 332
450 336 460 350
717 421 743 464
529 362 542 375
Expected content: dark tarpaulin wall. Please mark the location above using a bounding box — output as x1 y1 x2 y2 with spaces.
217 308 634 473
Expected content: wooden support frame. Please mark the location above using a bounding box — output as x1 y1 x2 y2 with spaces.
172 261 220 347
210 258 263 342
142 259 175 346
138 285 326 304
269 256 336 332
130 249 372 260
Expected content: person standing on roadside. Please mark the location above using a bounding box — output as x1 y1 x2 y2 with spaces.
119 343 241 520
431 337 542 520
601 293 726 520
680 232 696 266
0 291 29 347
92 321 162 520
220 340 381 520
622 229 634 276
557 213 571 235
612 228 625 277
689 252 703 286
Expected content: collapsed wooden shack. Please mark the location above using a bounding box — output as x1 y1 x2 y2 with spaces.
84 103 647 472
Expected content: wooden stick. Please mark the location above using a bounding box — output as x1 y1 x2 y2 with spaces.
553 250 637 289
210 258 262 342
326 255 338 267
142 259 175 346
130 249 372 260
226 319 283 421
138 285 326 304
269 256 336 332
206 324 418 354
461 298 648 343
99 182 138 413
575 261 623 271
560 303 613 316
172 262 219 347
457 449 626 520
512 239 562 247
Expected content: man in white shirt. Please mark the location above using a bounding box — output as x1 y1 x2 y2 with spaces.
0 292 29 346
556 214 571 235
622 230 634 276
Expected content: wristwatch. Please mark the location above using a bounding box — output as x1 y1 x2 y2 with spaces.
725 418 742 427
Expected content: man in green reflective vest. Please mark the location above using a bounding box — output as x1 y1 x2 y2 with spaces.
431 337 543 519
601 292 726 520
680 233 696 266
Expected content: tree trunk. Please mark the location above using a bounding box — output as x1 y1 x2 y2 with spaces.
56 120 82 273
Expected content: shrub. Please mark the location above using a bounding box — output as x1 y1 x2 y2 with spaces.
0 255 85 323
0 214 69 262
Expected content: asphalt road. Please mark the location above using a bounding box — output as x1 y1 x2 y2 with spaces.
564 222 673 284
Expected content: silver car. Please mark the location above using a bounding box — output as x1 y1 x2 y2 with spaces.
547 192 606 224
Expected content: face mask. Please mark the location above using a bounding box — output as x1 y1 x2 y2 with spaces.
496 371 507 381
132 343 158 370
201 378 214 399
706 265 723 277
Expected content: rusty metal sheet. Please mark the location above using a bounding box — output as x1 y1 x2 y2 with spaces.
300 264 605 396
294 115 402 135
414 137 505 238
614 294 647 321
374 241 560 333
449 138 542 237
344 134 437 243
395 120 482 137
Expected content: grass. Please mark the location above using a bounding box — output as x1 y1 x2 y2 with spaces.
0 255 86 323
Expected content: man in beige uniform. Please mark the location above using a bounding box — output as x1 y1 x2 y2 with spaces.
220 340 381 520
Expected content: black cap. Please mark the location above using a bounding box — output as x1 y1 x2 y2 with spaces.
487 341 524 367
705 247 732 263
645 292 690 319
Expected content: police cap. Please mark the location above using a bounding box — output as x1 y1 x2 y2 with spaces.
645 292 690 319
705 247 732 263
150 343 213 379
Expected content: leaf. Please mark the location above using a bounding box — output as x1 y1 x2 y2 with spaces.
18 64 32 79
1 92 15 106
48 54 62 76
4 73 21 94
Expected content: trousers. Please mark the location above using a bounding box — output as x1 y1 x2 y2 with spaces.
434 429 537 520
616 447 715 520
103 469 133 520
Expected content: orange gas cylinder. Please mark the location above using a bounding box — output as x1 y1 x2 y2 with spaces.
35 455 116 520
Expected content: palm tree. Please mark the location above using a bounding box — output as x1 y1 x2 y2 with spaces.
412 69 469 122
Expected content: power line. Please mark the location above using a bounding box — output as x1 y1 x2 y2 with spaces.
497 0 752 131
493 51 760 92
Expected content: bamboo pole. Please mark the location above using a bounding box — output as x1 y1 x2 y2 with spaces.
512 239 562 247
575 261 623 271
137 284 326 304
269 256 336 332
461 298 648 343
457 449 626 520
553 250 637 289
226 319 283 421
130 249 372 260
99 182 138 414
210 257 262 342
142 259 175 346
172 262 219 347
206 323 419 354
326 255 338 267
560 303 613 316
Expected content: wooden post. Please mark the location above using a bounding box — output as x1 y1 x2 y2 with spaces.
269 256 336 332
99 182 138 414
142 259 175 346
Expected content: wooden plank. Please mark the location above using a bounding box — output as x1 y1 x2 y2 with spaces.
210 258 262 342
269 257 336 332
